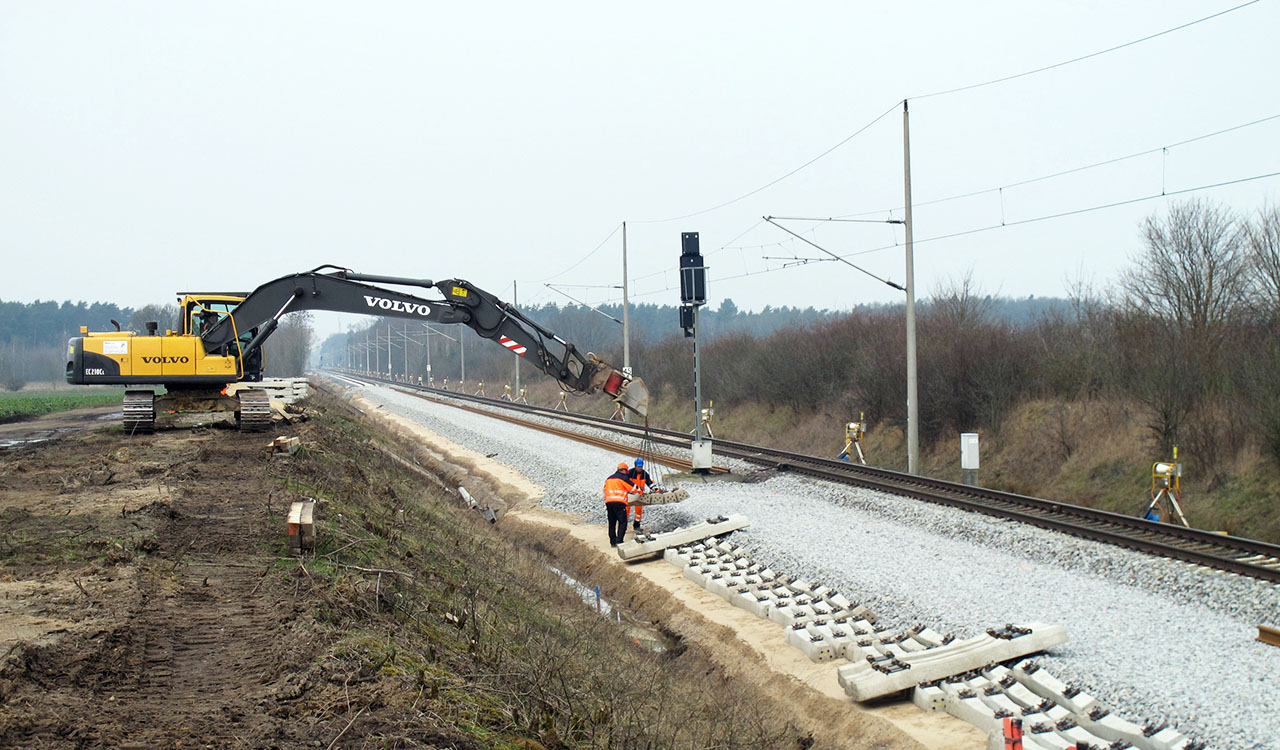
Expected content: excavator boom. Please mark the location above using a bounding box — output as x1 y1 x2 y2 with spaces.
66 266 649 429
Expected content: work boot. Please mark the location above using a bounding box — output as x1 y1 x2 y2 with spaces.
632 520 640 530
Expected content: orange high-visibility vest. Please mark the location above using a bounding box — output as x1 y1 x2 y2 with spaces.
604 473 635 505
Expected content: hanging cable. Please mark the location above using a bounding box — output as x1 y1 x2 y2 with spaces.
536 222 623 283
835 112 1280 219
913 0 1263 100
630 102 902 224
608 168 1280 302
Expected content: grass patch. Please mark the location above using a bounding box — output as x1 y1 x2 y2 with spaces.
0 389 123 420
268 400 810 749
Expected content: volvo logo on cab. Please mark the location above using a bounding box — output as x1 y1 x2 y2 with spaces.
141 356 190 364
363 296 433 316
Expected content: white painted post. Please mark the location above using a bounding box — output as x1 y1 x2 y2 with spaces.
961 433 980 487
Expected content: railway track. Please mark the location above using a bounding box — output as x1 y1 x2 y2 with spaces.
329 370 1280 585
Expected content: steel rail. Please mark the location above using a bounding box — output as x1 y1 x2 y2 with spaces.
331 370 1280 584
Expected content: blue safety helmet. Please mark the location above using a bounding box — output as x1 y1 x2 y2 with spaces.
634 458 644 468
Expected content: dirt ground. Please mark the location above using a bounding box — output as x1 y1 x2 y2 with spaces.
0 413 327 747
0 401 977 749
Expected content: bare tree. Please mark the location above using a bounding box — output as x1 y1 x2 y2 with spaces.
1245 202 1280 319
0 340 26 391
263 312 315 377
928 268 994 328
126 303 180 334
1120 199 1251 350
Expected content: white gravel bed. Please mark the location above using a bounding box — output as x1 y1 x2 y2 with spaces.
352 380 1280 750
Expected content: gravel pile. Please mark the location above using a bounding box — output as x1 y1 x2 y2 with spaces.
355 381 1280 750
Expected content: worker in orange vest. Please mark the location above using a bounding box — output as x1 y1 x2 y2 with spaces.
603 462 638 546
626 457 658 532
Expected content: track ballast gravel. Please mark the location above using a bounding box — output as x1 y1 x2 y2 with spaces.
355 381 1280 750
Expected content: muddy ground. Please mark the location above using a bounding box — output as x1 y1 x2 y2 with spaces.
0 416 338 747
0 403 942 749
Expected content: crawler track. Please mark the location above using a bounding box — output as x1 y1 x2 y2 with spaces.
331 371 1280 584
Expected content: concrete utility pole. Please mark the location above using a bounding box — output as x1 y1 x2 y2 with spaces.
513 281 520 394
622 221 631 373
904 99 920 475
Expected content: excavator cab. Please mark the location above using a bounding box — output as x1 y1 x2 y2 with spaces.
177 294 263 380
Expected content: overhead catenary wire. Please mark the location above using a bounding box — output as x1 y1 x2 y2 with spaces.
630 102 902 225
543 284 624 324
613 4 1265 234
763 217 905 290
533 4 1270 311
589 168 1280 306
830 111 1280 220
911 0 1264 100
536 222 623 284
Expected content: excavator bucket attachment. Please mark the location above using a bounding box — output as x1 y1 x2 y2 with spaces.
601 372 649 418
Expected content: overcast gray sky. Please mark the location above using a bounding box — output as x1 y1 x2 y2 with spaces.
3 1 1277 340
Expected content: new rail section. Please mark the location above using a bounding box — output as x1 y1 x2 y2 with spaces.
330 370 1280 585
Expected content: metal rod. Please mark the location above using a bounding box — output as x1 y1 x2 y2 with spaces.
622 221 631 371
693 305 703 441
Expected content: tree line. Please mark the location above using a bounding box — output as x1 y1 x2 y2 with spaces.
639 199 1280 479
329 198 1280 480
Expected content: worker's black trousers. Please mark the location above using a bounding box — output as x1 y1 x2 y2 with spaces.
607 503 629 545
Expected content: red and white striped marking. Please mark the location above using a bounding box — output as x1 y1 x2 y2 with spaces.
498 336 527 355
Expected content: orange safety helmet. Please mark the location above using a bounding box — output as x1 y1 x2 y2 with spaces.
617 462 628 471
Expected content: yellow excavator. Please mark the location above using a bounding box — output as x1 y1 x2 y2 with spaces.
66 265 649 432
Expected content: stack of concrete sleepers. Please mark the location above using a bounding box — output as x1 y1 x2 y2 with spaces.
663 539 878 661
616 514 750 560
836 623 1069 701
912 660 1200 750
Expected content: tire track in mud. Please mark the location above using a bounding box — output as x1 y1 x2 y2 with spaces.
101 463 288 746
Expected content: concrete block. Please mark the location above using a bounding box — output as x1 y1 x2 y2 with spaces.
1076 708 1147 748
785 625 840 661
977 690 1023 718
783 578 813 595
683 565 714 587
827 592 852 610
913 684 948 713
1011 660 1099 715
1146 726 1188 750
617 514 750 560
729 590 767 617
1023 724 1073 750
837 623 1068 702
1055 721 1111 749
705 573 732 599
663 548 692 568
910 626 947 648
946 692 1004 735
767 603 815 626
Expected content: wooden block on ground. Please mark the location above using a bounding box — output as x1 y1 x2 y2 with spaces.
267 436 301 455
287 498 317 554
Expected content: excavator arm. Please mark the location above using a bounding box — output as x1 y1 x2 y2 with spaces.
202 266 648 416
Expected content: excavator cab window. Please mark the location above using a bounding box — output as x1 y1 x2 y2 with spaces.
186 301 236 337
185 300 257 355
